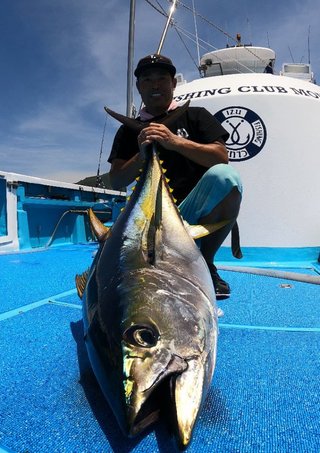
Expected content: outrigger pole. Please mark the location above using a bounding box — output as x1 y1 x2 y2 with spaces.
126 0 178 117
156 0 178 54
126 0 136 117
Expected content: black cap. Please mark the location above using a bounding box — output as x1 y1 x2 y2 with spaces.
134 54 176 78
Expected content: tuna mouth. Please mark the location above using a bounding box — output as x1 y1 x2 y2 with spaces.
128 359 205 449
128 375 174 436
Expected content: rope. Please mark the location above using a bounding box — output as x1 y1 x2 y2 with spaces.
45 209 111 248
146 0 167 18
145 0 202 71
146 0 270 70
176 0 271 64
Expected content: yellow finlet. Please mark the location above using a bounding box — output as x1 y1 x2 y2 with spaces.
75 268 90 299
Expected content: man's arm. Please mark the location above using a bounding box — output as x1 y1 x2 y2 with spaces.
109 152 145 190
173 138 228 167
109 119 228 190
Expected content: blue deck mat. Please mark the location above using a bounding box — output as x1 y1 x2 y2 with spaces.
217 269 320 329
0 246 319 452
0 245 96 314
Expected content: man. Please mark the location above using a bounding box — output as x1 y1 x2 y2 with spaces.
102 54 242 298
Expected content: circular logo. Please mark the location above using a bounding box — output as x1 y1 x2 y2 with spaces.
214 107 267 161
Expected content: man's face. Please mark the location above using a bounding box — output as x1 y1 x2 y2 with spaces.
136 68 177 115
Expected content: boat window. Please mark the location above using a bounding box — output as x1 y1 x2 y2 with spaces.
203 62 223 77
283 64 310 74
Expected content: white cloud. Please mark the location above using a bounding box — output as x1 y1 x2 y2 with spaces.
1 0 319 182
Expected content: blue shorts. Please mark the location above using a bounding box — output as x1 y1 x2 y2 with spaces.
178 164 243 224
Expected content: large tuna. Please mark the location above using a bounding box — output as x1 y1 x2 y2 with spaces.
76 106 226 448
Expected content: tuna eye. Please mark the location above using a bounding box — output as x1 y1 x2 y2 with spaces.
124 325 159 348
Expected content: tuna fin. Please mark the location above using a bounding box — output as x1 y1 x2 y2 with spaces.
104 108 145 133
160 100 190 127
186 219 231 240
75 268 90 299
88 208 110 242
104 101 190 131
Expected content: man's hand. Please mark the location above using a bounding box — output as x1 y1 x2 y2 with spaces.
138 123 180 151
137 122 228 168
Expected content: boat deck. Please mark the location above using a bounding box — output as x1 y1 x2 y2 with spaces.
0 245 319 452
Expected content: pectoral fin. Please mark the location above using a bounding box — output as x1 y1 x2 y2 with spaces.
88 208 111 242
186 219 231 240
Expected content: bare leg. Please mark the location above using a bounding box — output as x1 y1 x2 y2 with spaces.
200 187 241 262
178 164 242 296
199 187 241 298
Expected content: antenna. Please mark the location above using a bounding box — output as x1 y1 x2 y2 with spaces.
288 46 295 63
192 0 201 66
246 17 252 45
266 31 270 48
308 25 311 64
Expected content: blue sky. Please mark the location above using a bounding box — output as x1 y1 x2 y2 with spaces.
0 0 318 183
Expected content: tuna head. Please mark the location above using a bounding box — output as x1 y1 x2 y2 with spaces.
76 106 221 448
118 268 217 447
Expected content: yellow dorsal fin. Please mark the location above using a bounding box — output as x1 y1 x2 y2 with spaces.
186 220 231 240
88 208 110 243
75 268 90 299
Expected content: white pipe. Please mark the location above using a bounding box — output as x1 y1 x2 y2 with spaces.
217 265 320 285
